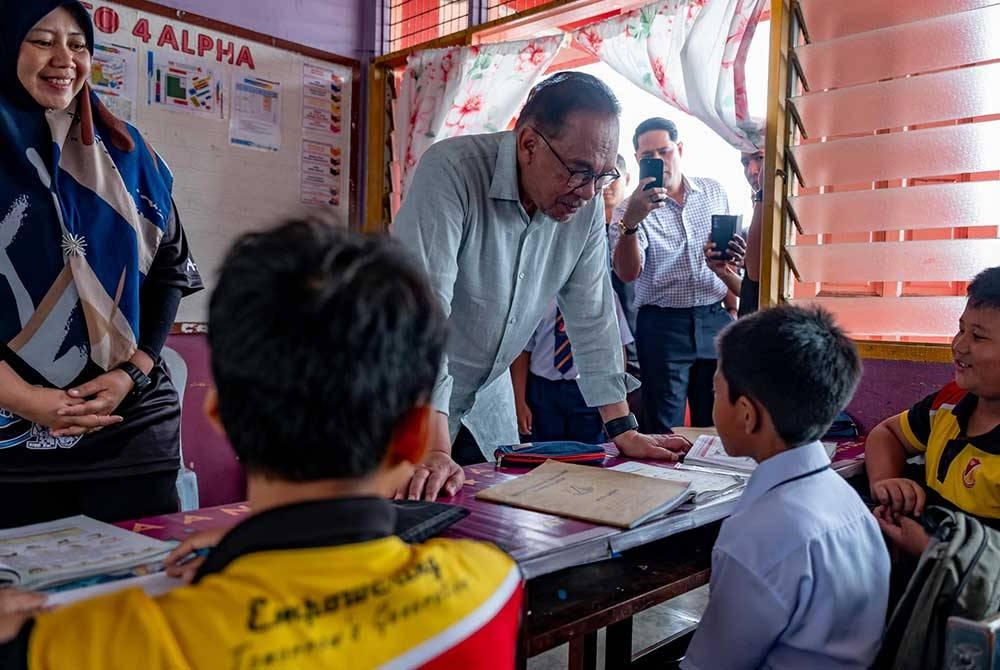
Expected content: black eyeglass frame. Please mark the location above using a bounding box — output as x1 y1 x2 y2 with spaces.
531 127 621 191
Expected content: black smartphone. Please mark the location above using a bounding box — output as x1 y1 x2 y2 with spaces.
710 214 743 261
638 157 664 190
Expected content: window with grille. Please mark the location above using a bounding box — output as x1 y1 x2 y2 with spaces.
388 0 470 52
486 0 554 22
780 1 1000 344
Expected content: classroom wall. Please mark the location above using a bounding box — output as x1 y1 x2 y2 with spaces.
846 359 954 434
155 0 367 59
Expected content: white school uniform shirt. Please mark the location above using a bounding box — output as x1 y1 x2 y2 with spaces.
525 297 634 382
682 440 890 670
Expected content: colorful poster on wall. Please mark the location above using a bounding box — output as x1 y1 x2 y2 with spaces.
229 76 281 152
301 62 343 135
91 42 137 121
147 52 225 119
299 139 343 207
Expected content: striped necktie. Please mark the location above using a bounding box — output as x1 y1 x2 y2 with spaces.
554 309 573 376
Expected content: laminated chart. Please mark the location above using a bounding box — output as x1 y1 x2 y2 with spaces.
300 139 344 207
229 76 281 151
91 42 137 121
148 52 225 119
301 62 344 135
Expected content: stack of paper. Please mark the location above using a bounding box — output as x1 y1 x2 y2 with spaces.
0 516 173 591
609 461 746 507
475 460 693 529
682 435 758 475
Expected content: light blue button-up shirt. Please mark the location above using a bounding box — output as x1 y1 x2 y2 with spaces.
394 131 638 445
682 441 890 670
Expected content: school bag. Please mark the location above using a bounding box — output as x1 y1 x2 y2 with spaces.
875 507 1000 669
823 410 860 439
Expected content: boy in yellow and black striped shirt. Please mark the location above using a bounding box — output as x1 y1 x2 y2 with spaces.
866 266 1000 553
0 220 522 669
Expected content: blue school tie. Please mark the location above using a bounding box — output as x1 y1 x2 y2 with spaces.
554 309 573 376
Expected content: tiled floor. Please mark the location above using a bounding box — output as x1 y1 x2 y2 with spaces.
527 585 709 670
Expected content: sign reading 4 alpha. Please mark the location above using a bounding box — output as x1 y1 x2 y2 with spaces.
81 1 257 70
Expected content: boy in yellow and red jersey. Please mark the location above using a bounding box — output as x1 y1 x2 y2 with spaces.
866 266 1000 551
0 219 522 669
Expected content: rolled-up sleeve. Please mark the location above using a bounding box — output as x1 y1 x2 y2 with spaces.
559 205 639 408
392 145 466 416
681 549 789 670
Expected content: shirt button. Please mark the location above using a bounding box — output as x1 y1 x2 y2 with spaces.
509 317 516 325
518 272 525 279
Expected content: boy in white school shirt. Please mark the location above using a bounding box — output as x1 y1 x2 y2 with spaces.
682 305 890 670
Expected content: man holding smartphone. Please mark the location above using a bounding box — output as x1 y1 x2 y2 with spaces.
609 117 737 432
394 76 692 501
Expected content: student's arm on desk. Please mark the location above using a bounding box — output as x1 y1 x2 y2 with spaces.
865 414 926 517
681 550 787 670
392 144 467 501
0 589 47 670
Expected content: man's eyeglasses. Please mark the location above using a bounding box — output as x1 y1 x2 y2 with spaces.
532 128 620 191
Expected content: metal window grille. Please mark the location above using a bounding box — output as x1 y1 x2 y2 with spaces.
388 0 470 51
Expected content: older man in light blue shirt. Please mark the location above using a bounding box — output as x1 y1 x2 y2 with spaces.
394 73 691 500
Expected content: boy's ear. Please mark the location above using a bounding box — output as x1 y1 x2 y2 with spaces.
203 386 225 435
386 405 431 467
736 394 762 435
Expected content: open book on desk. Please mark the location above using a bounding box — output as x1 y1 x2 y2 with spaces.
681 435 838 477
609 461 746 509
475 460 692 529
0 516 173 591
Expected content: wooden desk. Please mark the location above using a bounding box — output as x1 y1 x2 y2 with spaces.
520 522 719 670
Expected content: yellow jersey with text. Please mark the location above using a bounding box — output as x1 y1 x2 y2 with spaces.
900 382 1000 520
27 535 522 670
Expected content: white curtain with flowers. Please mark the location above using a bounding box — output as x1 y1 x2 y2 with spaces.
572 0 765 151
392 35 566 203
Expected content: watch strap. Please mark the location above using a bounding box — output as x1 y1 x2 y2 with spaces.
116 361 152 395
604 413 639 440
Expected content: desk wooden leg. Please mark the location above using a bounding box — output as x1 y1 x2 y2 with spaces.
605 618 633 668
568 633 599 670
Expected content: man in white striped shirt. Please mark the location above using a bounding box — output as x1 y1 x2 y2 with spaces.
609 118 736 432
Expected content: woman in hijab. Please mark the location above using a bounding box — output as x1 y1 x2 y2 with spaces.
0 1 203 527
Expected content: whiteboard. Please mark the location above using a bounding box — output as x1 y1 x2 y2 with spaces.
83 1 358 323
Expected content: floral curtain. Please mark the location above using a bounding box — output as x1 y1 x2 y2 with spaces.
572 0 765 152
392 35 566 203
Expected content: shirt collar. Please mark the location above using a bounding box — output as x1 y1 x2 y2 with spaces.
489 131 521 202
682 176 702 194
193 497 396 583
951 391 1000 450
736 441 831 512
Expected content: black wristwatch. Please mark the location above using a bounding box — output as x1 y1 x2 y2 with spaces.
116 361 152 396
604 413 639 440
752 189 764 203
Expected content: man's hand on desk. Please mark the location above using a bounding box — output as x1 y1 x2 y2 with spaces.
613 430 691 461
398 450 465 501
164 527 229 583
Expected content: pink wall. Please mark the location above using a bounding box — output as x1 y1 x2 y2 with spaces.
154 0 366 59
167 334 245 507
846 358 954 433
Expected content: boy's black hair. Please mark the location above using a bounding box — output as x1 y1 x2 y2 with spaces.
515 71 620 140
208 218 447 481
968 266 1000 310
717 305 862 446
632 117 679 150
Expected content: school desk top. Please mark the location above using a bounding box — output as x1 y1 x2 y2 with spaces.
115 439 868 580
